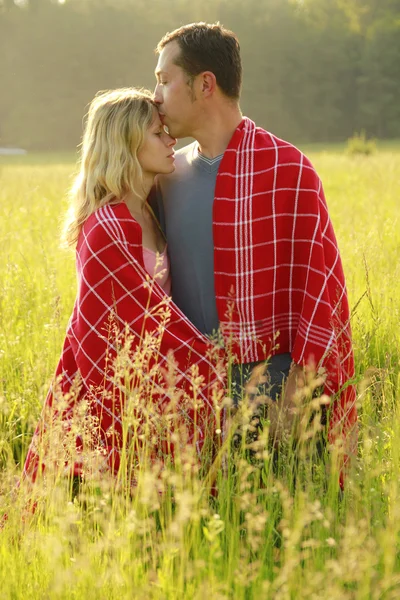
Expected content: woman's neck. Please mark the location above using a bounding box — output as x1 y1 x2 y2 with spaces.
123 177 154 216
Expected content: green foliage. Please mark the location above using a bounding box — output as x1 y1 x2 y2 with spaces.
346 130 377 156
0 150 400 596
1 0 400 149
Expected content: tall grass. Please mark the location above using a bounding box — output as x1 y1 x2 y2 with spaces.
0 149 400 599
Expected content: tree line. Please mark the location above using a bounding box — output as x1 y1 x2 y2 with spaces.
1 0 400 151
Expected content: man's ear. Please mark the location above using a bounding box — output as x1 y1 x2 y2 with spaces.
200 71 217 97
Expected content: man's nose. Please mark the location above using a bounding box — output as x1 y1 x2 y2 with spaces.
153 84 162 104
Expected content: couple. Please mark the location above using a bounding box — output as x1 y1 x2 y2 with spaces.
23 23 357 486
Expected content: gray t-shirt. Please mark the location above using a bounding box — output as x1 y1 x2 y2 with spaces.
153 142 222 336
152 141 292 398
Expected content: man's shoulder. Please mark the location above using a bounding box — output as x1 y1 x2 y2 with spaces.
247 122 320 190
253 126 309 165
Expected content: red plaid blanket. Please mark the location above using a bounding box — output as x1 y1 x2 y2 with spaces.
23 203 223 483
214 118 357 448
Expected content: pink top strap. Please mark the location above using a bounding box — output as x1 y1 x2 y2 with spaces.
142 246 171 295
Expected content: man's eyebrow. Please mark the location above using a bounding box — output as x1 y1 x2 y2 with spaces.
155 69 167 77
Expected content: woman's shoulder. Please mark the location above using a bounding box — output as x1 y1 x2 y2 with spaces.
80 202 141 248
86 203 139 235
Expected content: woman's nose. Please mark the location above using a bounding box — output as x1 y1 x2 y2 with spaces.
166 135 176 147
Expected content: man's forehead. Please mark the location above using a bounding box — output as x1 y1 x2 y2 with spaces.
155 41 180 73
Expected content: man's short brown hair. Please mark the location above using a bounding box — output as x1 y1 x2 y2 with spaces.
156 22 242 100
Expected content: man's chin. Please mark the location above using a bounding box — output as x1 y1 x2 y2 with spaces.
163 123 173 137
163 122 183 140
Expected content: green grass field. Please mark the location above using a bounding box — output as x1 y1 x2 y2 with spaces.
0 146 400 599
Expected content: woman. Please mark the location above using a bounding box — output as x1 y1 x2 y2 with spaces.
23 88 224 487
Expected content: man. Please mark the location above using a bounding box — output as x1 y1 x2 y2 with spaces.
152 22 357 461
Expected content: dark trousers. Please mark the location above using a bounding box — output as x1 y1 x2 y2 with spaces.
229 353 327 470
230 353 292 407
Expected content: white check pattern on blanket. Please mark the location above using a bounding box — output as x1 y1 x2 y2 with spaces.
213 117 356 445
23 202 224 482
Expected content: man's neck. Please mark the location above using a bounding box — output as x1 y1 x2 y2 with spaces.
194 106 243 159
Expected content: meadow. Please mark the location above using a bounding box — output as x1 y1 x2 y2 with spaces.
0 146 399 599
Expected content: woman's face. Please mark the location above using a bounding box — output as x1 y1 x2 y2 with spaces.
137 109 176 178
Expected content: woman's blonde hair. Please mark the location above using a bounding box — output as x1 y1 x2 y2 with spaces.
64 88 156 247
